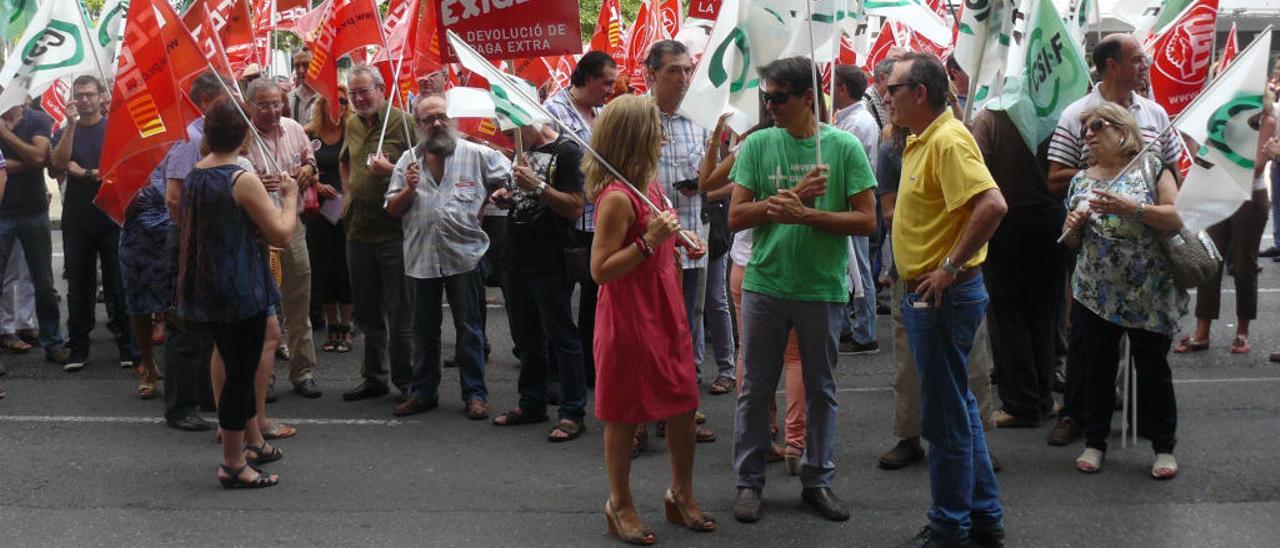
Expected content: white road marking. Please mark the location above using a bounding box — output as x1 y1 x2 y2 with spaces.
827 376 1280 394
0 415 410 426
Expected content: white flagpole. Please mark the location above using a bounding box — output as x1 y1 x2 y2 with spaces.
372 5 419 163
806 0 824 166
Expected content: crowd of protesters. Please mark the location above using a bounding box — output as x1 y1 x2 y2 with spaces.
4 30 1279 547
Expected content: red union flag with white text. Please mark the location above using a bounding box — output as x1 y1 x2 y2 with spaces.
95 0 204 224
1148 0 1218 116
306 0 382 121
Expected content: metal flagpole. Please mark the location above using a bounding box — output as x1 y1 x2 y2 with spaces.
76 0 112 87
203 61 284 175
372 3 419 163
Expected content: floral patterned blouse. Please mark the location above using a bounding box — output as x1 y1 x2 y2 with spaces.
1066 169 1188 335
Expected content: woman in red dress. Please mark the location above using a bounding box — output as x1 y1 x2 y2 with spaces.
587 95 714 544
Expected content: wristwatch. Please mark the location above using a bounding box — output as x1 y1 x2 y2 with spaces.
534 180 547 197
942 257 965 274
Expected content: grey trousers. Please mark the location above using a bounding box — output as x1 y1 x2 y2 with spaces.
891 280 995 438
347 238 413 390
734 290 844 489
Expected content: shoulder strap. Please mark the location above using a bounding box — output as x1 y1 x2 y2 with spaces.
230 169 248 188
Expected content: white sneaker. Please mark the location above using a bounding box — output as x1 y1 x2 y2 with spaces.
1151 453 1178 479
63 360 87 372
1075 448 1104 473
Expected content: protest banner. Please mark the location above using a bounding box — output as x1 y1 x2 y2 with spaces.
437 0 582 62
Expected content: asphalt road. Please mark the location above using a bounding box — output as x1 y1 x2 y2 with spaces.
1 232 1279 547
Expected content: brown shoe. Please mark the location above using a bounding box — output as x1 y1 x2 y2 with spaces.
392 397 438 417
1270 351 1280 363
878 437 924 470
465 399 489 420
1047 416 1082 446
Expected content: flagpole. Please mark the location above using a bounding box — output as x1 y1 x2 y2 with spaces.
445 31 697 249
805 0 824 166
202 60 283 175
372 5 419 164
76 1 112 88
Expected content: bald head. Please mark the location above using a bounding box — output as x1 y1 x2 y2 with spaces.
1093 34 1147 94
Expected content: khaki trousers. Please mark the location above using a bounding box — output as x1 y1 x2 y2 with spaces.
279 226 316 383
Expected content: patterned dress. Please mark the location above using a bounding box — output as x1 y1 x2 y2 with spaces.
119 169 173 316
1067 169 1188 335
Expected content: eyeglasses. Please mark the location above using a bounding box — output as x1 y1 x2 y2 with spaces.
252 101 283 111
416 114 449 126
761 91 797 105
1086 119 1114 133
885 82 919 95
350 86 378 97
293 63 310 70
72 92 99 101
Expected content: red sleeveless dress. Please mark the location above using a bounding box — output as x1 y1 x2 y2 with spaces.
593 181 699 424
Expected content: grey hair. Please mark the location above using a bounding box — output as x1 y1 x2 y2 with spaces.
349 64 385 89
873 59 896 81
189 71 232 104
244 77 282 102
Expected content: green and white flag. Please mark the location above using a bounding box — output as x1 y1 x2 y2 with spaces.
95 0 130 67
678 0 791 134
954 0 1019 109
0 0 38 41
1173 29 1273 232
445 30 550 129
863 0 952 46
983 0 1090 153
1056 0 1096 44
0 0 103 113
781 0 856 62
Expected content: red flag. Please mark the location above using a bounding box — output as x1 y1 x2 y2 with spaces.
1216 22 1238 75
657 0 682 40
186 4 238 90
546 55 576 98
590 0 626 66
372 0 420 102
512 56 554 89
96 0 205 224
1148 0 1217 116
277 0 330 41
222 0 259 74
864 22 898 79
42 80 71 133
413 0 443 76
306 0 384 121
458 118 515 150
624 1 657 93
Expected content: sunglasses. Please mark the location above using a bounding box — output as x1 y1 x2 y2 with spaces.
1086 118 1114 133
760 91 796 105
885 82 919 95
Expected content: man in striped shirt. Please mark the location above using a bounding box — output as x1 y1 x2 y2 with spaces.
1045 34 1180 448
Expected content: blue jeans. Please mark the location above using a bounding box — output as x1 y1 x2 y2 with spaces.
0 213 64 351
502 270 585 421
850 235 876 344
901 274 1003 539
703 254 735 379
405 269 487 404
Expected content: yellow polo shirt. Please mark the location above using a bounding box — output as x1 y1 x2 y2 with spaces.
892 110 999 280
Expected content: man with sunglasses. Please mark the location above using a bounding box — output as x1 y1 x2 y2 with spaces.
288 49 318 126
384 95 507 421
885 53 1008 548
1044 33 1180 448
728 57 877 524
243 78 322 400
49 75 138 372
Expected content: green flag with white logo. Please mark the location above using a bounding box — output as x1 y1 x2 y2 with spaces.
983 0 1090 154
0 0 104 113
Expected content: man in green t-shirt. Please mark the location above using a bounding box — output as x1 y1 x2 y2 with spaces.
727 57 877 524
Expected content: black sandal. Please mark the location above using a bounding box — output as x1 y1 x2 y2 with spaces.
245 443 283 465
548 419 585 442
492 407 549 426
321 325 339 352
218 463 279 489
334 324 352 353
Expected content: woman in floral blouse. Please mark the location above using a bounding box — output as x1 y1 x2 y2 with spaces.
1060 103 1187 480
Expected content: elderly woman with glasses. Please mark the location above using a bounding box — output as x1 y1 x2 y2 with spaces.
1060 102 1187 479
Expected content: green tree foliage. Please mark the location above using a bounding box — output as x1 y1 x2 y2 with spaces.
579 0 658 39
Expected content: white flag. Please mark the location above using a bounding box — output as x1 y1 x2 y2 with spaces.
863 0 953 46
1173 29 1273 231
0 0 104 113
678 0 791 134
954 0 1021 110
781 0 856 62
1175 146 1250 234
1174 29 1270 190
94 0 129 67
445 30 551 129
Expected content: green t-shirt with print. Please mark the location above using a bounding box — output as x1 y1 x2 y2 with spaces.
729 124 876 302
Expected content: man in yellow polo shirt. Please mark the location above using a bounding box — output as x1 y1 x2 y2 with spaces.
884 53 1009 548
